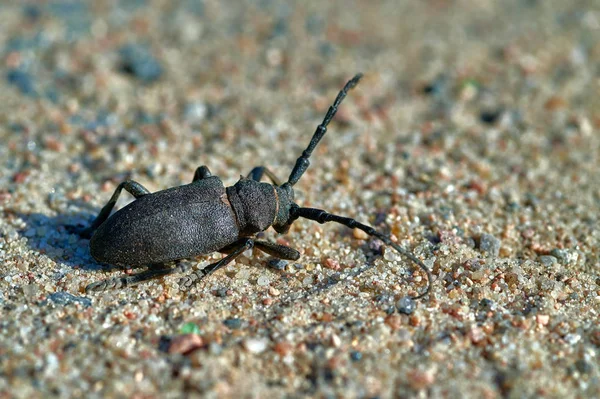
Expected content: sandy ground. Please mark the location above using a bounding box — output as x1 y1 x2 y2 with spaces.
1 1 599 398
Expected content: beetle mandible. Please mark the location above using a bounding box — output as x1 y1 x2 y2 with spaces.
74 74 432 299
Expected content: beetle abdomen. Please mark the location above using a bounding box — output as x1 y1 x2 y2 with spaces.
90 178 239 266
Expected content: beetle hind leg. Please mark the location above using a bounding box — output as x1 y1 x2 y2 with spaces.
71 180 150 239
85 263 188 293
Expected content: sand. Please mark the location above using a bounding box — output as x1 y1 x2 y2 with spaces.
1 1 599 397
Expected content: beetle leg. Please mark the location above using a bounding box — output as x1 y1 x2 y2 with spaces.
76 180 150 238
247 166 281 185
254 240 300 260
192 165 212 182
178 238 254 291
85 262 188 293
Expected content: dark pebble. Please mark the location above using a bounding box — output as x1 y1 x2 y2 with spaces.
44 292 92 307
267 258 288 270
479 109 503 125
479 298 495 310
158 335 172 353
479 233 501 257
575 359 592 374
350 351 363 361
223 317 243 329
119 45 163 83
215 288 228 297
550 248 569 263
6 69 37 96
396 296 416 315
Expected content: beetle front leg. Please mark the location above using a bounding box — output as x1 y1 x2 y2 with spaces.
247 166 281 185
178 238 254 291
74 180 150 238
192 165 212 182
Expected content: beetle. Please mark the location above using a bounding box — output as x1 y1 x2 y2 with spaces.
73 74 432 299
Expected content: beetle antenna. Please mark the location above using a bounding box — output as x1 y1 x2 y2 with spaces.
290 205 432 299
286 73 363 187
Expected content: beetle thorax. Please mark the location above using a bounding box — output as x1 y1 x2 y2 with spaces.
226 179 279 235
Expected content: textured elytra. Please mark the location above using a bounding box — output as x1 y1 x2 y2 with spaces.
90 177 239 266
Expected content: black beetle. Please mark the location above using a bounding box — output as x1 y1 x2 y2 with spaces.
74 74 432 299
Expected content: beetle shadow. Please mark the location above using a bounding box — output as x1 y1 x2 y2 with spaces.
11 204 126 273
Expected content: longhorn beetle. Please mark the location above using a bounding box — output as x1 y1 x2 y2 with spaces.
74 74 432 299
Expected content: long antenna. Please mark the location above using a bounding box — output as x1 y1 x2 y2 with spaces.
290 206 432 300
287 73 363 187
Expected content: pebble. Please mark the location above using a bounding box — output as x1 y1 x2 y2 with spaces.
267 258 287 270
168 334 204 355
479 233 501 257
6 69 36 96
179 322 202 335
118 45 163 83
273 341 293 356
257 274 270 286
539 255 558 267
44 292 92 308
223 318 243 330
396 297 416 315
244 338 268 354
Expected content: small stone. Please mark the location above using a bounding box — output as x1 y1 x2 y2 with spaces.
550 248 569 263
168 334 204 355
223 318 243 329
208 342 223 355
353 229 369 240
396 297 416 315
274 341 293 356
407 369 436 390
468 326 485 344
118 45 163 83
262 297 273 306
385 314 402 331
350 351 362 361
539 255 557 267
479 233 501 257
179 322 202 335
564 333 581 345
323 258 340 270
257 274 270 286
575 359 592 374
268 287 280 296
330 334 341 347
45 292 92 308
536 315 550 326
244 338 268 354
267 258 287 270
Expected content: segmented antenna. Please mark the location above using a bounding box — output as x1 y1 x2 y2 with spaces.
287 73 363 186
291 206 432 299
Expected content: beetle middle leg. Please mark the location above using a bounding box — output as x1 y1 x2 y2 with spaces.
254 240 300 260
247 166 281 185
220 239 299 260
178 238 254 291
75 180 150 238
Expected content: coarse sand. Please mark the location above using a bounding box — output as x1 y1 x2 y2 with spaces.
1 1 599 397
